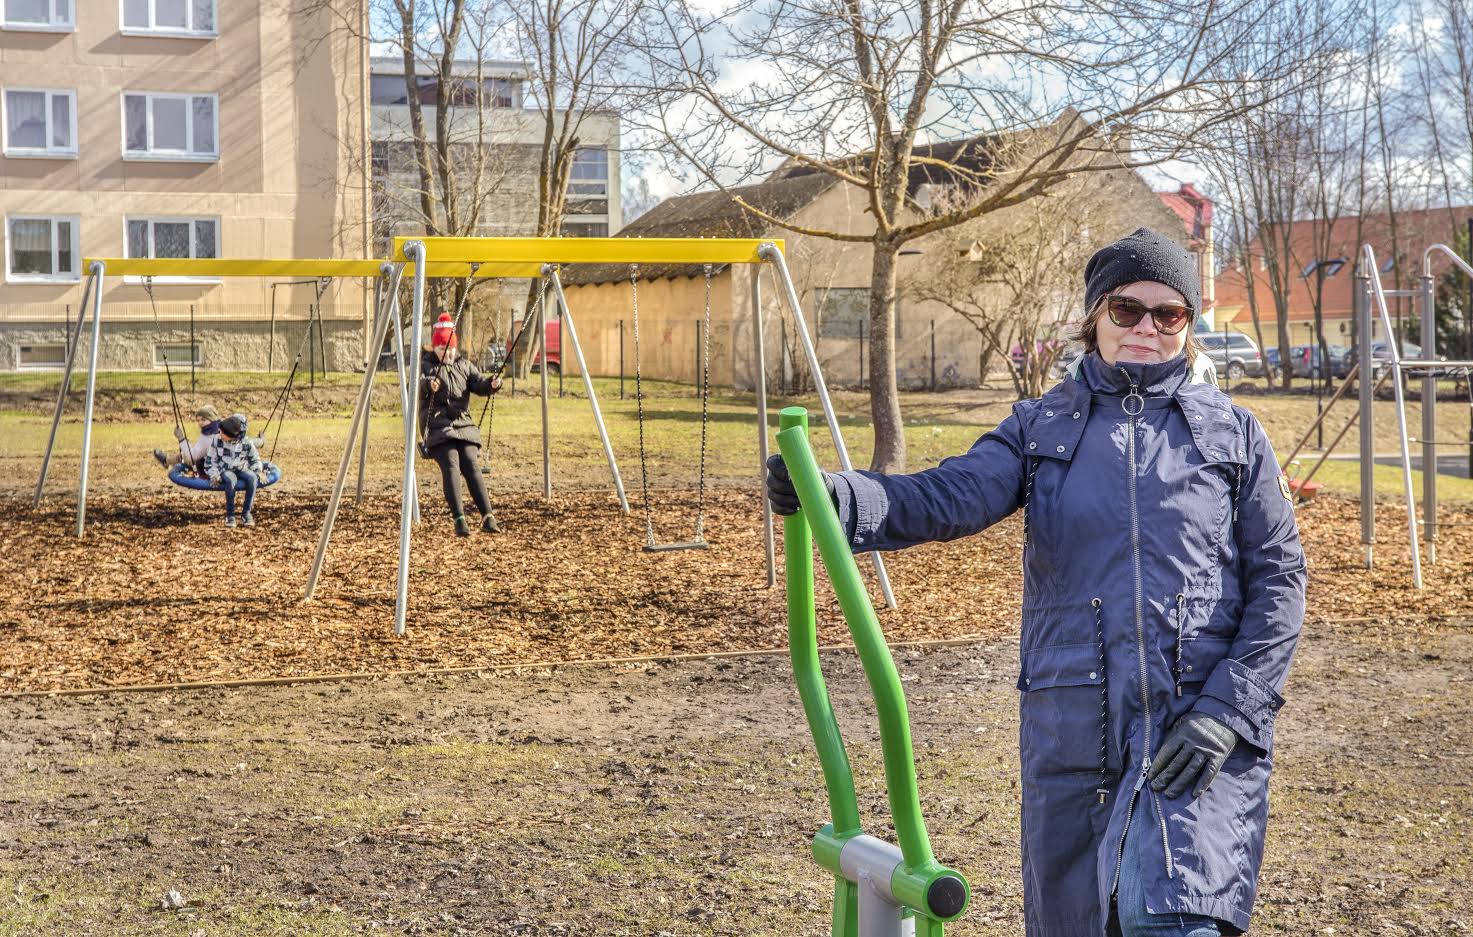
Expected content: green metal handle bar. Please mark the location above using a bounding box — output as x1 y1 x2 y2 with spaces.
777 407 969 928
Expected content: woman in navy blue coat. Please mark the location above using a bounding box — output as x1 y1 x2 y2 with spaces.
769 229 1306 937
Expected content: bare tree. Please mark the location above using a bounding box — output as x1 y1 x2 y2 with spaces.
635 0 1330 471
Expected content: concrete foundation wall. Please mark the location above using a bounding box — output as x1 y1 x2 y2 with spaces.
1 319 365 372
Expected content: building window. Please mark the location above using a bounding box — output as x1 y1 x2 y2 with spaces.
121 0 214 35
122 92 218 160
154 342 202 367
560 221 608 238
815 287 892 340
1 0 72 31
124 216 219 282
2 88 76 157
370 74 520 108
16 343 67 368
569 148 608 196
5 215 78 282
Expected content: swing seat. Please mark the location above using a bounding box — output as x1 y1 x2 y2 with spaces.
643 540 709 553
168 462 282 491
1287 477 1322 502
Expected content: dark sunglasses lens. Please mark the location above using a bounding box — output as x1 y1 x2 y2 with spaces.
1153 308 1190 334
1107 297 1146 328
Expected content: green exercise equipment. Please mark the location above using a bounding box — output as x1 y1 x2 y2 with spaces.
777 406 970 937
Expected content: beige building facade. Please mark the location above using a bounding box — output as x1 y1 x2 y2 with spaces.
0 0 371 371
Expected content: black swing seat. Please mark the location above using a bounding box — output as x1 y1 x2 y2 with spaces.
643 540 709 553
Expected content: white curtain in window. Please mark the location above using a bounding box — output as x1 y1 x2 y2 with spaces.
194 220 217 258
124 95 147 150
4 0 48 24
126 220 149 258
191 0 212 30
9 219 53 275
5 91 46 149
50 93 70 148
154 222 190 258
152 97 187 151
53 0 67 21
191 97 214 153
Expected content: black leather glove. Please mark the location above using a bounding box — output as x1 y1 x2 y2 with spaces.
765 454 836 516
1148 711 1239 799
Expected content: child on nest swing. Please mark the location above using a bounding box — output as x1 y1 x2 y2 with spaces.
204 413 267 529
154 404 223 477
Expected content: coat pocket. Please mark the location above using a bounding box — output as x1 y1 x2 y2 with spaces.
1177 637 1233 686
1018 642 1107 778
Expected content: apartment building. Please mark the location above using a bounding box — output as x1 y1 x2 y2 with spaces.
0 0 370 372
369 56 621 335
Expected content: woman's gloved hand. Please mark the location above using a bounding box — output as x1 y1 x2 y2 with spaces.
765 454 835 516
1148 711 1239 799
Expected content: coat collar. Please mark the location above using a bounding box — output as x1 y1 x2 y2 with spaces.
1028 353 1245 464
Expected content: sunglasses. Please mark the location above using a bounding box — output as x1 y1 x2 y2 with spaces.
1105 295 1192 335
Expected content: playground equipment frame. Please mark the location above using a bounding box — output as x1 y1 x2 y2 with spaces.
1354 242 1473 586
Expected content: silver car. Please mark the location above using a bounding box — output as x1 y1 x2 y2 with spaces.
1198 332 1264 382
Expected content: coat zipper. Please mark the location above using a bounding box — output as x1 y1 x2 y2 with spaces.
1173 593 1186 697
1111 374 1174 897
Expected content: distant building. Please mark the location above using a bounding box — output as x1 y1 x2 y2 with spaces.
559 130 1197 391
369 57 621 337
1214 206 1473 348
1156 184 1216 328
0 0 370 372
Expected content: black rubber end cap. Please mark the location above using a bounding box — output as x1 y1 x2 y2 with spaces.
927 874 968 919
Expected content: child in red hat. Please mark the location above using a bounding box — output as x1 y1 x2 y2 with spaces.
421 313 504 536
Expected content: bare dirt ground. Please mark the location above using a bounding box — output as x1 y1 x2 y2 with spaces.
1 625 1469 936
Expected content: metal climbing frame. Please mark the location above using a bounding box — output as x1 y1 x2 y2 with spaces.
1355 242 1473 586
777 406 969 936
390 236 900 619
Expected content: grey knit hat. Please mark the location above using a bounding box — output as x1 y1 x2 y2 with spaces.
1083 228 1201 317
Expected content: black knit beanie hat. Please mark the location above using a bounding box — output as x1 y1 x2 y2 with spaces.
1083 228 1201 317
219 414 247 438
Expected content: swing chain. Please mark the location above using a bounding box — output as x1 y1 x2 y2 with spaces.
631 264 658 548
694 264 712 541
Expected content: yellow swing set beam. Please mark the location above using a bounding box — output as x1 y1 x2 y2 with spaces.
391 236 785 266
79 257 545 279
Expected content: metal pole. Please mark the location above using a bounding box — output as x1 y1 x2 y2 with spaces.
76 261 106 538
395 244 428 635
751 266 776 588
547 269 629 513
1363 244 1422 588
357 273 388 504
1357 270 1374 569
308 304 317 391
557 302 564 399
269 287 277 373
759 245 898 609
63 303 72 357
1420 275 1437 563
858 319 865 390
930 319 936 392
539 282 551 500
305 269 399 600
780 317 788 396
388 274 420 524
34 276 94 508
189 303 195 392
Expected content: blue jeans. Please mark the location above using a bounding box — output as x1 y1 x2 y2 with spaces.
221 470 258 518
1109 799 1223 937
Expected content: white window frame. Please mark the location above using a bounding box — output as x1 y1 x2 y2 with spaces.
14 342 68 369
4 214 80 283
1 0 74 32
122 215 221 284
120 91 219 162
2 87 78 158
119 0 216 38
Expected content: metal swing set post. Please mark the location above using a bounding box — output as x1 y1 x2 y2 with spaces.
1355 242 1473 585
777 406 969 936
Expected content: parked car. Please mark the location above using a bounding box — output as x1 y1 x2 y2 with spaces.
1273 343 1352 379
1198 332 1264 382
1344 341 1446 377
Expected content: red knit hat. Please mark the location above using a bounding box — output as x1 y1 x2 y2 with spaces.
431 312 457 348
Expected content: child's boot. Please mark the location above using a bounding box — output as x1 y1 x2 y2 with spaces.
481 512 501 534
454 515 471 538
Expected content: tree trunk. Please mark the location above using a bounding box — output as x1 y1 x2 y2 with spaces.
867 242 905 473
